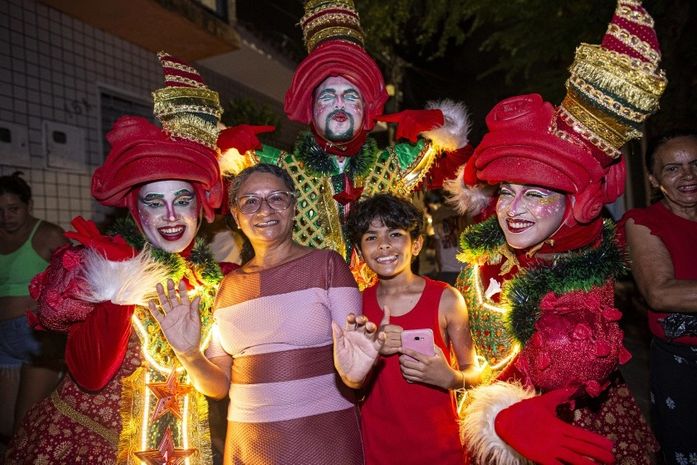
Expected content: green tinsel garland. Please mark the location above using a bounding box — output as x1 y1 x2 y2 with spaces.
458 216 507 262
459 217 626 347
294 131 379 180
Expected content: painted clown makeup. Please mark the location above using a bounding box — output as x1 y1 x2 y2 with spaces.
496 183 566 250
312 76 364 142
136 180 199 253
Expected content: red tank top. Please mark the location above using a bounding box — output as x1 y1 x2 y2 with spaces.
623 201 697 345
360 277 464 465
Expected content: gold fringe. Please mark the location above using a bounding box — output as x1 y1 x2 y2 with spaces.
153 87 222 110
116 367 213 465
561 94 627 148
567 75 648 123
117 367 145 465
572 44 667 98
161 114 220 151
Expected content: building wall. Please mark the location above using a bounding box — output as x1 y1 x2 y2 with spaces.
1 0 299 229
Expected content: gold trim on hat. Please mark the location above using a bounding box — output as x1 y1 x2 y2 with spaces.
606 23 660 64
561 95 637 157
616 4 654 27
557 106 622 159
306 26 364 51
567 75 646 124
153 88 222 118
572 44 666 102
161 114 220 151
158 58 204 83
302 12 361 39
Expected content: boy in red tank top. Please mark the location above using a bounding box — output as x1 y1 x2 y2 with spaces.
346 193 481 465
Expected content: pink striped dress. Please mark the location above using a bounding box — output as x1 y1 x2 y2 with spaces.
207 249 365 465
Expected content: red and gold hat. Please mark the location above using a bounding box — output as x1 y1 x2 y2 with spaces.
284 0 388 131
92 52 223 223
454 0 666 231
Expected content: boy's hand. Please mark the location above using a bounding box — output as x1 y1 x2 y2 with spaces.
399 345 456 389
378 305 402 356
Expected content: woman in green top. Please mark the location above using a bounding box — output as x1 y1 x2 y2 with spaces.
0 171 68 446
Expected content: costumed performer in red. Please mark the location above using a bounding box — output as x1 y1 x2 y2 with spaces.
447 1 667 464
217 0 472 287
5 52 229 465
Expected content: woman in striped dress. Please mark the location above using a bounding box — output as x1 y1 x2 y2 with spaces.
150 163 383 465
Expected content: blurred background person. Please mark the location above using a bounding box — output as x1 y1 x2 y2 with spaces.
0 171 68 449
425 189 468 285
622 131 697 465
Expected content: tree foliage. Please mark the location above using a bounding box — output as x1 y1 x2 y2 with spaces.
356 0 695 133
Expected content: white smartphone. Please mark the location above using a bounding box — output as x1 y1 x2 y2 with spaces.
401 328 435 356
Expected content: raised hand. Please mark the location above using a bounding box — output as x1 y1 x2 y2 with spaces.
378 305 403 356
495 387 616 465
217 124 275 154
399 345 456 389
65 216 136 261
332 313 385 388
148 279 202 355
375 109 444 142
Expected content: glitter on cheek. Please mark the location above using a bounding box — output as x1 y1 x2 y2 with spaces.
528 195 565 218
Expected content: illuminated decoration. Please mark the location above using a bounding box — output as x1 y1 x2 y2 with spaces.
466 263 520 371
109 221 220 465
147 369 193 421
133 427 196 465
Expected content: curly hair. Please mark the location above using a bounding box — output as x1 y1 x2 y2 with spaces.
0 171 32 204
346 193 424 246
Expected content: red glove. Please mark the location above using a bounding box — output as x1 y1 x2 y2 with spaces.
494 387 616 465
65 216 136 261
376 109 443 142
217 124 275 154
66 301 134 391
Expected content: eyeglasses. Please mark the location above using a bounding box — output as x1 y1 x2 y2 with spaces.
235 191 295 214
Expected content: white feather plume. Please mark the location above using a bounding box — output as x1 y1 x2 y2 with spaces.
77 247 171 306
461 382 536 465
443 164 496 216
421 99 471 151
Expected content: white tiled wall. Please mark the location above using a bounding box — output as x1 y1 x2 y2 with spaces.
0 0 299 229
0 0 162 228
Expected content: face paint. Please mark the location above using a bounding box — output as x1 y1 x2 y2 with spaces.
496 183 566 250
136 180 199 253
312 76 364 142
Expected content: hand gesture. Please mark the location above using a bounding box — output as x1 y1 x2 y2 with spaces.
376 109 444 142
399 345 455 389
378 305 402 356
148 279 202 355
495 387 616 465
217 124 275 154
65 216 136 261
332 313 385 388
